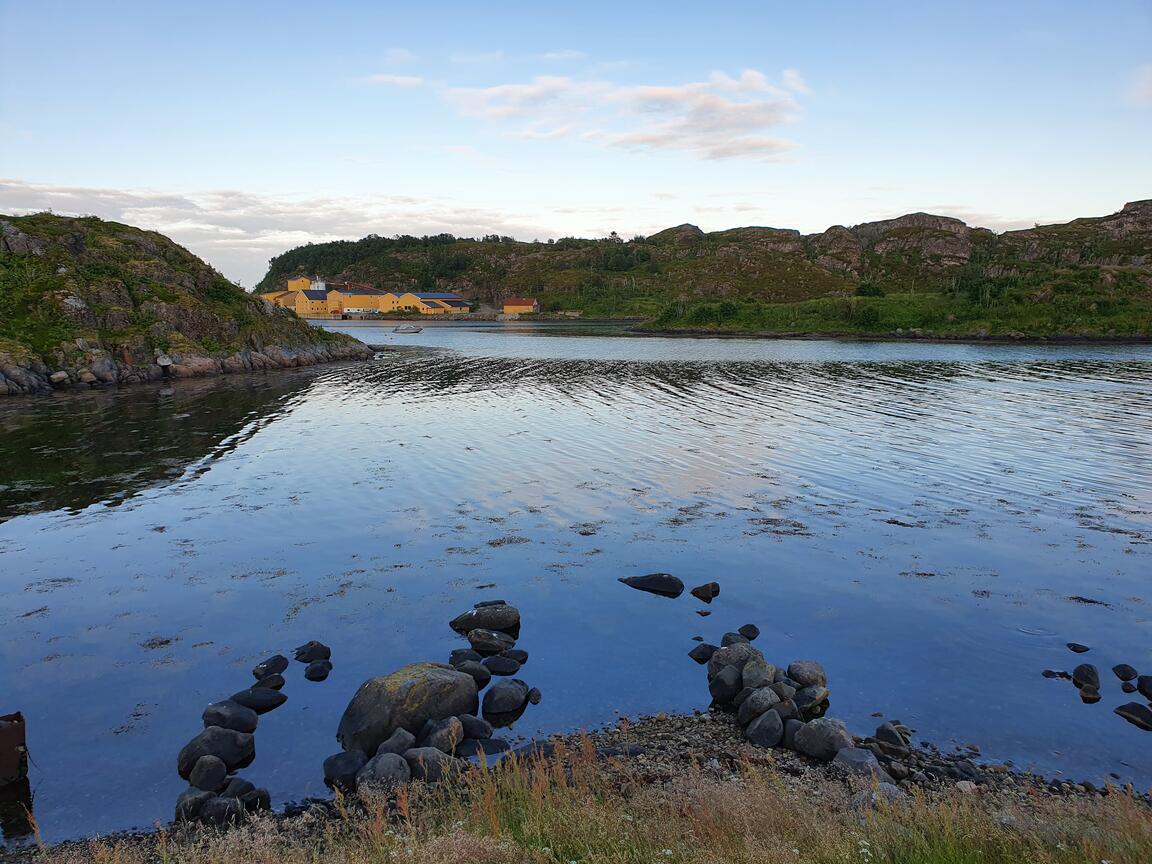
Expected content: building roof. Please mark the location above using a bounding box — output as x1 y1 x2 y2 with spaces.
301 290 328 300
441 299 470 308
504 297 538 305
410 292 464 299
332 287 386 295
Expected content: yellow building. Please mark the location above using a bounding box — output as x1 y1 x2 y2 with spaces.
258 290 291 305
327 287 389 313
392 292 471 314
286 276 312 293
503 297 540 314
291 289 331 316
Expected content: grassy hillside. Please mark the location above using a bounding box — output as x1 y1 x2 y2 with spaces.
256 202 1152 337
1 213 361 378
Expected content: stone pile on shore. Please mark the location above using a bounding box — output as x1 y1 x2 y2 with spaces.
173 640 333 825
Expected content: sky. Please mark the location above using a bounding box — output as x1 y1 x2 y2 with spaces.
1 1 1150 287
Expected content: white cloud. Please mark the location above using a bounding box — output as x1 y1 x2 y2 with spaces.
540 49 586 61
449 50 504 65
365 74 424 87
782 68 810 94
1130 64 1152 107
383 47 416 65
445 68 801 161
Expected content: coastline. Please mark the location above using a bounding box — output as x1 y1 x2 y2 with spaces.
629 326 1152 345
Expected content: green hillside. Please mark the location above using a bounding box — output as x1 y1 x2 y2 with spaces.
256 201 1152 337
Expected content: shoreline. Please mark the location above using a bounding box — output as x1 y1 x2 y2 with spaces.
629 326 1152 345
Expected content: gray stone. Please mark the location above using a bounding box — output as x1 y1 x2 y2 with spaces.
356 752 411 790
459 714 493 740
787 660 827 688
337 663 478 756
253 673 285 690
305 660 333 681
689 582 720 603
324 750 368 791
1072 664 1100 690
745 710 784 748
851 782 908 811
782 718 804 750
421 716 464 754
707 643 763 679
795 685 830 717
178 727 255 779
240 788 272 813
467 629 517 655
527 687 542 705
482 655 521 676
688 643 717 665
49 371 70 386
1137 675 1152 700
450 604 521 635
502 649 529 665
793 717 854 761
737 624 760 641
229 688 287 714
772 698 799 722
449 649 483 667
482 678 530 715
1114 702 1152 731
295 640 332 663
769 681 796 700
721 632 750 647
199 795 246 826
833 747 892 782
741 658 775 690
708 665 742 705
456 660 492 690
736 687 781 727
1112 664 1138 682
252 655 289 679
456 738 511 759
202 701 258 734
189 755 228 792
175 788 215 822
618 573 684 598
221 776 256 799
376 727 418 756
404 747 460 782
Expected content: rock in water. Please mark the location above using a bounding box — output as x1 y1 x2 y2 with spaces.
1072 664 1100 690
1122 681 1138 694
482 655 521 676
420 717 464 754
449 649 483 667
252 654 289 679
177 727 255 779
376 727 418 757
337 663 478 756
706 643 763 679
450 604 521 635
483 679 530 715
323 750 368 792
618 573 685 598
202 701 258 734
221 777 256 799
787 660 827 688
688 643 717 665
466 629 517 655
230 688 287 714
459 714 493 740
356 752 411 790
1112 664 1138 682
527 687 542 705
793 718 854 761
175 788 215 822
199 795 246 826
1137 675 1152 701
253 673 285 690
295 640 332 663
305 660 333 681
189 755 228 792
240 788 271 814
1066 642 1091 654
502 649 529 665
737 624 760 641
690 582 720 603
456 660 492 690
721 632 750 647
1114 702 1152 731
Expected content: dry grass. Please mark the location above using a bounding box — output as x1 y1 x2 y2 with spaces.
25 739 1152 864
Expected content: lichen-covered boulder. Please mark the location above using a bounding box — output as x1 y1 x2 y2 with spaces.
337 663 478 755
793 717 854 761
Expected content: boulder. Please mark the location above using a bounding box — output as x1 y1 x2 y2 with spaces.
736 687 780 727
1072 664 1100 690
1122 681 1138 694
745 710 784 747
404 747 460 782
456 738 511 759
782 718 804 750
721 632 750 647
305 660 333 681
202 701 258 734
252 655 289 679
178 727 255 779
230 688 287 714
456 660 492 690
189 755 228 792
467 629 517 655
295 640 332 663
450 605 521 635
482 655 521 676
483 678 530 716
253 673 285 691
617 573 684 598
502 649 529 665
376 727 418 756
175 787 215 822
688 643 717 665
1137 675 1152 700
833 747 892 781
769 681 796 701
221 776 256 799
459 714 493 740
793 718 854 761
420 716 464 754
337 663 478 755
689 582 720 603
1112 664 1138 682
324 750 368 792
707 643 763 679
199 795 246 826
741 658 775 690
772 698 799 722
851 782 908 811
527 687 542 705
708 665 742 705
449 649 483 667
1114 702 1152 731
737 624 760 641
795 685 830 716
240 788 272 814
356 752 411 790
787 661 827 688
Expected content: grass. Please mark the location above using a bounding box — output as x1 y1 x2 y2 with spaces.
28 740 1152 864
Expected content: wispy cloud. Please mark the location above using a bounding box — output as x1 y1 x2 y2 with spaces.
449 50 505 65
365 73 425 87
383 47 416 65
1130 64 1152 107
782 68 810 94
445 68 802 161
540 49 586 61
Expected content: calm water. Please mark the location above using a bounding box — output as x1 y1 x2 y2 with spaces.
2 321 1151 842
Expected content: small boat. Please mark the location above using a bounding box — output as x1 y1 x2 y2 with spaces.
392 324 423 334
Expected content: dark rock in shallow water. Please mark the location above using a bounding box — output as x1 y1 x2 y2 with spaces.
199 795 246 826
482 655 522 676
376 728 417 757
708 665 742 705
305 660 333 681
240 788 271 813
1113 664 1138 682
688 643 717 665
1066 642 1091 654
474 599 508 608
467 628 517 655
189 755 228 792
356 752 411 790
1079 685 1101 704
1042 669 1071 680
502 648 529 665
458 714 493 740
1072 664 1100 690
230 687 287 714
696 610 711 617
527 687 542 705
787 660 827 688
254 673 285 691
721 632 749 647
450 648 483 667
324 750 368 792
456 660 492 690
404 747 461 782
202 701 258 734
337 663 478 756
737 624 760 641
221 776 255 799
1137 675 1152 701
745 709 784 747
252 654 289 680
1122 681 1138 694
420 716 464 754
618 573 684 598
456 737 511 759
450 604 521 636
175 788 215 822
295 640 332 663
689 582 721 603
178 727 255 779
1114 702 1152 731
483 678 530 715
793 717 853 761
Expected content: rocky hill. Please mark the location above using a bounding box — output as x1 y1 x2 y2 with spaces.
0 214 371 397
256 201 1152 336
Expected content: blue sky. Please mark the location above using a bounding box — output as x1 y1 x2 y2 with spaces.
2 0 1150 285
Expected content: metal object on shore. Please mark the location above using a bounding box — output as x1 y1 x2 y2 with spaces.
0 713 28 787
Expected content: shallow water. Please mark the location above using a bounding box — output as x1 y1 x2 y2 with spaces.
2 322 1151 842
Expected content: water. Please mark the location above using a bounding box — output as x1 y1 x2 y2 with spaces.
2 321 1151 842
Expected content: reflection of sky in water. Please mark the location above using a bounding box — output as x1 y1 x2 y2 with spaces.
2 329 1151 841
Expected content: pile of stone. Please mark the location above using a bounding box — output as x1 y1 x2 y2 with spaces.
174 640 332 825
1045 644 1152 731
322 601 539 796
